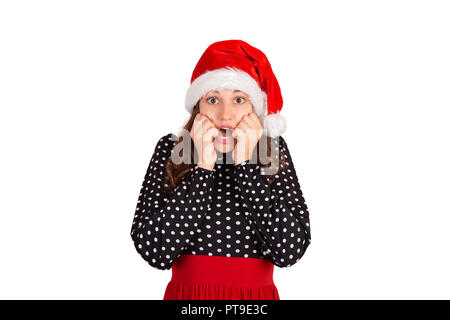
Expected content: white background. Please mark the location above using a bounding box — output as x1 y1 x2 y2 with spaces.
1 0 449 299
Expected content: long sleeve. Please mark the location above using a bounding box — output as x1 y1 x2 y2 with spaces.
130 133 216 270
232 136 311 268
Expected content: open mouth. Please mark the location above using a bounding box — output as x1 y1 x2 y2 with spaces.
219 127 232 136
218 127 233 144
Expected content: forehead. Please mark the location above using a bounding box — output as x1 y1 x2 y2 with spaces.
206 89 248 95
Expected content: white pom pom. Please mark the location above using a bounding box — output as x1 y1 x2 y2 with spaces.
262 111 287 138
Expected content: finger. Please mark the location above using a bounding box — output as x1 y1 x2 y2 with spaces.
192 124 206 143
194 113 208 126
191 117 203 139
243 113 258 129
202 119 215 136
235 131 248 159
239 120 252 132
235 115 247 129
241 118 260 141
204 126 219 142
248 113 263 129
193 114 213 135
241 116 256 130
198 114 215 129
193 113 207 131
205 114 216 125
193 113 209 132
231 127 245 139
192 118 212 144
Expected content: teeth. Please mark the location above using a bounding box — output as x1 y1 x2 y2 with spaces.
218 127 232 141
222 128 232 136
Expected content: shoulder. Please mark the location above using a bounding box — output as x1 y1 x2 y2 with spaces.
148 133 179 162
271 135 288 153
278 135 288 152
154 132 179 149
273 135 292 168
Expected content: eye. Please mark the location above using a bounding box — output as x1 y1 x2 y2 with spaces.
207 97 219 104
234 96 246 104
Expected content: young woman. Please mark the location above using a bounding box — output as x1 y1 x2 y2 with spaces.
130 40 311 300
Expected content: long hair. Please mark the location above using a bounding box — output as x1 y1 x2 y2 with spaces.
163 101 287 195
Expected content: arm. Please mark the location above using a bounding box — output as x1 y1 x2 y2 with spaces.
233 136 311 267
130 134 215 270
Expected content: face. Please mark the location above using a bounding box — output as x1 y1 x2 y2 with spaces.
199 89 254 153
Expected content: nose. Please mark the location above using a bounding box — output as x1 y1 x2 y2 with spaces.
219 100 234 121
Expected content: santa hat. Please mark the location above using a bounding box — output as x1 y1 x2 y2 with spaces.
184 39 286 138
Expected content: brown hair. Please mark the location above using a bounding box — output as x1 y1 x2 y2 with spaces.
163 101 287 195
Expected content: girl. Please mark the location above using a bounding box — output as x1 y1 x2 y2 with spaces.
130 39 311 300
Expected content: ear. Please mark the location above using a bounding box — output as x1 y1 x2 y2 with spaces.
262 111 287 138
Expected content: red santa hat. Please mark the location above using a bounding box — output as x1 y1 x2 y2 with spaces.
184 39 286 138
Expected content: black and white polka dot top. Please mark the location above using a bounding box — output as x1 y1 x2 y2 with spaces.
130 133 311 270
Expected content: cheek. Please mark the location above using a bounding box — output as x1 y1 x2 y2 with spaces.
199 102 212 115
198 101 206 113
237 103 253 117
199 102 219 120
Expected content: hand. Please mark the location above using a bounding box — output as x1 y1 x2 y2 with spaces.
232 112 263 165
190 113 219 171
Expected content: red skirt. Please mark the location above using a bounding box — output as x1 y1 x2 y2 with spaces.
163 254 280 300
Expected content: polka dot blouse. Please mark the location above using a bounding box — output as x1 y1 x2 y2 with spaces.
130 133 311 270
